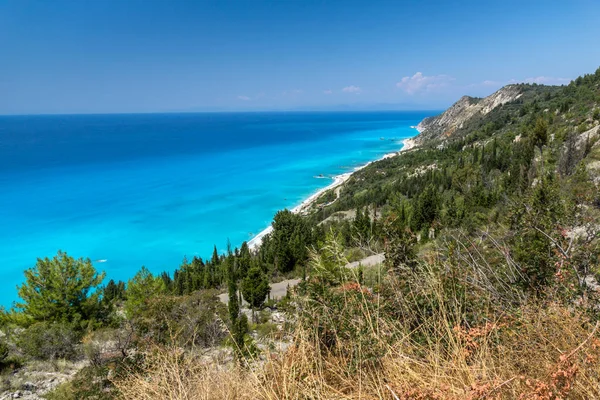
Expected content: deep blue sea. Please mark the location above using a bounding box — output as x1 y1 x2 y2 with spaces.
0 111 431 307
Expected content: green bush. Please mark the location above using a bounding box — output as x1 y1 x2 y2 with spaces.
257 309 271 324
255 322 279 339
345 247 366 263
17 322 80 361
0 340 8 364
45 365 116 400
131 290 226 348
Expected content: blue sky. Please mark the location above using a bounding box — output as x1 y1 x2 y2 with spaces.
1 0 599 114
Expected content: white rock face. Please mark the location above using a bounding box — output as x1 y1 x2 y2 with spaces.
416 85 523 143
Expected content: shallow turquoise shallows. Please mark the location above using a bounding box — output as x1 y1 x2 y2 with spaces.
0 111 433 306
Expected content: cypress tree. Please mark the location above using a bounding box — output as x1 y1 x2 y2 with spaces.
241 266 270 322
211 245 219 266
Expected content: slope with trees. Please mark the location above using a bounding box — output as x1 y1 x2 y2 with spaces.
1 66 599 399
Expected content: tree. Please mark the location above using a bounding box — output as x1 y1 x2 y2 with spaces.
16 251 105 323
103 279 126 303
353 207 371 241
237 242 252 279
0 340 9 365
533 118 548 146
241 266 270 319
226 257 246 358
412 184 439 231
444 195 459 227
533 117 548 175
211 245 220 266
125 266 166 317
271 210 312 273
384 217 417 272
512 177 564 293
559 130 578 176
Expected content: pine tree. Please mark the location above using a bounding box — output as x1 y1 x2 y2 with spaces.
125 266 166 317
272 210 312 273
491 138 498 170
512 177 563 293
241 266 270 321
399 202 406 227
238 242 252 279
412 184 439 231
226 258 245 357
17 251 105 323
103 279 126 303
211 245 219 266
533 117 549 175
159 272 173 292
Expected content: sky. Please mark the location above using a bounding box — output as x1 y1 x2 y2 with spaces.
1 0 600 114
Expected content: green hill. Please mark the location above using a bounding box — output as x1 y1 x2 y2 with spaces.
4 67 600 399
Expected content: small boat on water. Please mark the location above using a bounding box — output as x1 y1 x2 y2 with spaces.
95 259 108 263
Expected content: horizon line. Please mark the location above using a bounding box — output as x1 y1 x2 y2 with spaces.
0 108 444 117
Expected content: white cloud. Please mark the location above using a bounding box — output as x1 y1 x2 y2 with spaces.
342 85 361 93
482 80 501 86
237 95 251 101
396 72 455 94
323 90 333 95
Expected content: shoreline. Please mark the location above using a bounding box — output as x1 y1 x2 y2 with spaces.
248 134 418 250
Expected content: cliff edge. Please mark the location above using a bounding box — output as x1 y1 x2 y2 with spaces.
415 85 523 144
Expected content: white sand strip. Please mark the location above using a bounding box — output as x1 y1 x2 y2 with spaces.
249 132 419 250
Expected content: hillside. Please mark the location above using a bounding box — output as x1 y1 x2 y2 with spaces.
2 67 600 399
415 84 524 144
307 70 600 229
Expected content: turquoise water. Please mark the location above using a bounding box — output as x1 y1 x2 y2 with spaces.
0 111 431 306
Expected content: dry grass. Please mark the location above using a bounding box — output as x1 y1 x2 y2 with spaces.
114 347 261 400
113 233 600 399
113 300 600 399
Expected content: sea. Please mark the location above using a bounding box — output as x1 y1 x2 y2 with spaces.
0 111 433 307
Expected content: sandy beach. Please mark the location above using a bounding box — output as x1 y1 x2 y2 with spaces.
248 135 418 250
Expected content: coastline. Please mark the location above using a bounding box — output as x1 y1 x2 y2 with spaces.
248 135 418 250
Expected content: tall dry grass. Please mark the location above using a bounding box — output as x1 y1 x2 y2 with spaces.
113 233 600 399
114 302 600 399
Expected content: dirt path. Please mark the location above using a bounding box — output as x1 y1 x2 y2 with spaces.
218 254 385 304
218 278 301 304
345 253 385 269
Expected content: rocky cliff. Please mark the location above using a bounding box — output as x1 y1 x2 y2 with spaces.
415 85 524 144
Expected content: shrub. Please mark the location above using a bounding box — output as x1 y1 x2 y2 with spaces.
0 341 9 368
17 322 80 361
345 247 366 263
255 322 279 339
45 365 118 400
131 290 226 348
0 341 8 364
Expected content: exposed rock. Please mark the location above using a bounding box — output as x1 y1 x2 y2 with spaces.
0 360 86 400
416 85 523 144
